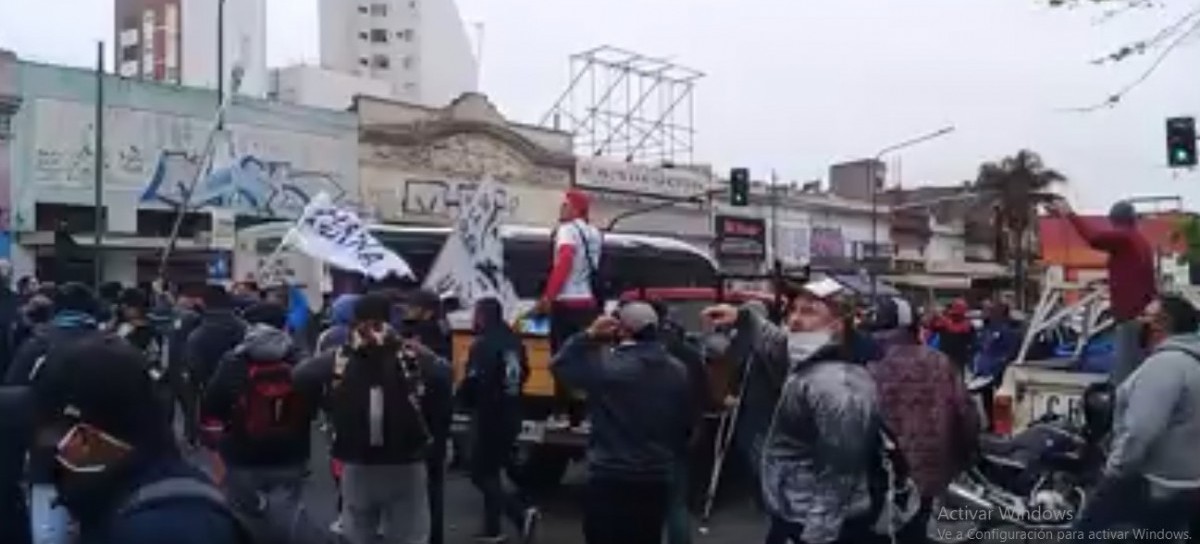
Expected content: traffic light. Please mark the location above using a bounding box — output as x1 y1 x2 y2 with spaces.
730 167 750 207
1167 116 1197 168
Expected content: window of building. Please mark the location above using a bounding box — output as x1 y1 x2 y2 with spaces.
121 44 139 62
401 56 414 69
359 31 369 40
409 0 417 9
397 29 413 41
358 5 368 13
370 3 388 16
359 57 369 66
369 29 388 43
373 54 390 69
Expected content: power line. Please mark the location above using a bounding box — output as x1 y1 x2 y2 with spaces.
1061 9 1200 113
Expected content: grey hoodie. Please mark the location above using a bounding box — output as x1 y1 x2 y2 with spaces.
1107 335 1200 488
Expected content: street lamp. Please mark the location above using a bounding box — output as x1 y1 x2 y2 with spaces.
868 125 956 300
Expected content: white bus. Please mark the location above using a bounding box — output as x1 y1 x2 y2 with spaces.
233 221 719 317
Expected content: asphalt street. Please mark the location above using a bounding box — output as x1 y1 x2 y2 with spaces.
188 430 1032 544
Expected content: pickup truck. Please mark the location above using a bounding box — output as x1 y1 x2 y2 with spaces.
990 279 1200 435
990 279 1113 434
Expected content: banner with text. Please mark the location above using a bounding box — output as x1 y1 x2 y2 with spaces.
423 179 519 317
575 157 712 200
289 192 413 280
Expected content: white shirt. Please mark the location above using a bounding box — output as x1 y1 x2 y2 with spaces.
554 218 602 301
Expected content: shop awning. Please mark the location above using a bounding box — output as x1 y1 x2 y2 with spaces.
884 273 972 290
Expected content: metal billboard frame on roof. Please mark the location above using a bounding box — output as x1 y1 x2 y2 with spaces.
541 45 704 164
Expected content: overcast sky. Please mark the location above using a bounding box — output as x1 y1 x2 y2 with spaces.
2 0 1199 212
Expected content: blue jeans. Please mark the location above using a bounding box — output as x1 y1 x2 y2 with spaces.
665 460 691 544
29 484 71 544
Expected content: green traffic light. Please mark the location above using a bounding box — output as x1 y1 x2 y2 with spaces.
1175 148 1194 163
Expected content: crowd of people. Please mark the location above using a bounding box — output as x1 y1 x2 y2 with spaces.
0 191 1197 544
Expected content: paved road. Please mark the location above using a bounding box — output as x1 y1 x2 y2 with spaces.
192 431 1029 544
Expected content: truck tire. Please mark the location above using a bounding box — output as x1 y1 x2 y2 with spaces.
507 444 571 493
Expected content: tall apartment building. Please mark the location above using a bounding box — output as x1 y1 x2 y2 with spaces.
317 0 478 107
113 0 268 98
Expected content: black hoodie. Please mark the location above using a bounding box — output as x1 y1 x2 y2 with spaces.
459 316 528 447
185 310 246 390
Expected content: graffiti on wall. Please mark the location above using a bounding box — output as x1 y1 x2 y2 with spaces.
30 98 357 218
398 177 522 222
140 149 348 218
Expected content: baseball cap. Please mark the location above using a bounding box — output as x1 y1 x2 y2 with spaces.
32 336 169 448
616 301 659 334
800 277 848 300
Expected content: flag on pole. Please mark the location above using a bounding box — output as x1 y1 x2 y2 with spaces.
286 192 414 280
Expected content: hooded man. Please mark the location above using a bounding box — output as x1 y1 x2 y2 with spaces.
552 301 695 544
166 283 206 447
460 298 538 544
185 285 247 402
30 335 245 544
293 293 444 544
317 294 361 353
1048 198 1156 384
704 278 915 544
1074 294 1200 537
538 189 603 427
201 302 322 543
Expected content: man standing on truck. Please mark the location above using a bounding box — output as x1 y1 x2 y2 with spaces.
536 189 603 427
1048 198 1156 385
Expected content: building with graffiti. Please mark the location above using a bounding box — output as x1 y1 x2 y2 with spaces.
5 55 358 284
358 93 575 228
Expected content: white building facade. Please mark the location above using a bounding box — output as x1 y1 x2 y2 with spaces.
317 0 478 107
114 0 268 98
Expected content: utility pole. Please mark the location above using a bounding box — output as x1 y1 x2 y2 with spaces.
93 42 105 288
216 0 225 128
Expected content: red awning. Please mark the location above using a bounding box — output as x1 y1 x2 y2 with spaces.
1038 213 1186 267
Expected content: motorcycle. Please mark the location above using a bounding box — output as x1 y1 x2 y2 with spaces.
939 379 1113 536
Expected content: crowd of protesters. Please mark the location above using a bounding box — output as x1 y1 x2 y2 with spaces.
0 192 1197 544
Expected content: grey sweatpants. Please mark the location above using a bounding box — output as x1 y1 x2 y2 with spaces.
342 462 430 544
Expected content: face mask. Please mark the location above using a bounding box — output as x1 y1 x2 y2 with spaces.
787 330 833 362
51 424 134 518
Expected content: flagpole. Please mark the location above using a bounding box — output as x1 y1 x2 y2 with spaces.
93 42 104 288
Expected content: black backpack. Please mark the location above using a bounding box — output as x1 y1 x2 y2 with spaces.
329 345 432 464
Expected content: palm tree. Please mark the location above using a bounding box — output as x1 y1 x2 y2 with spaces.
973 150 1068 309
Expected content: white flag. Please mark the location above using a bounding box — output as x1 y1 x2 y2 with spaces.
289 192 413 280
423 179 519 317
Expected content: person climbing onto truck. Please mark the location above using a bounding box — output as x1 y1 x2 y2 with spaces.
1047 198 1155 385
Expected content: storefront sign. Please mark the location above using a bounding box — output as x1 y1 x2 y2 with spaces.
714 215 766 261
576 157 711 200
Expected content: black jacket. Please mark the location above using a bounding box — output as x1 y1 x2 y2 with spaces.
293 339 450 465
0 387 31 544
202 324 315 468
78 457 243 544
551 334 696 482
185 310 246 390
5 319 103 484
661 321 714 416
459 323 528 448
